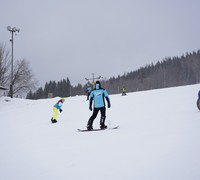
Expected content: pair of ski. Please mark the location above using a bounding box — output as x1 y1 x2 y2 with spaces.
77 125 119 132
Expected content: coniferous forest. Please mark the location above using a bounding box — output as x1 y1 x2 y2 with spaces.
26 50 200 99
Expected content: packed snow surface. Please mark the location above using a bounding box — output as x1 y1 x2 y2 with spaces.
1 84 200 180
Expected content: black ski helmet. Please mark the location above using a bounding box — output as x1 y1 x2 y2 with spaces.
95 81 101 88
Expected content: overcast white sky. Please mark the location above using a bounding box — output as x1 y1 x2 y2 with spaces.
1 0 200 87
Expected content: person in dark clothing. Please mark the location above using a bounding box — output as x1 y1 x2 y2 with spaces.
87 81 111 130
197 90 200 110
86 86 92 100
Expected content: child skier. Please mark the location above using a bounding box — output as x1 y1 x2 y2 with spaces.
87 81 111 130
51 98 65 123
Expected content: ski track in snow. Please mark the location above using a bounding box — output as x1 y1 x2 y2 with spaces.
0 84 200 180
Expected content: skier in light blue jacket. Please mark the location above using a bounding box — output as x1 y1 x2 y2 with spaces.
87 81 111 130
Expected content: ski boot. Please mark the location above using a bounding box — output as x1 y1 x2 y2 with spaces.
87 124 93 131
100 124 107 129
100 116 107 129
51 118 57 123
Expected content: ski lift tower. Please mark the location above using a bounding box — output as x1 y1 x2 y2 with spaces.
7 26 20 98
85 73 102 89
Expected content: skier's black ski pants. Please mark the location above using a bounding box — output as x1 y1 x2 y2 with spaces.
87 107 106 126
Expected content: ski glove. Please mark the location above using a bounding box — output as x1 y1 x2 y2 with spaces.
89 106 92 111
108 103 111 108
59 109 63 113
105 97 111 108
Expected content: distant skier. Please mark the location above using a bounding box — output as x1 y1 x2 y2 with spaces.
86 86 92 101
197 90 200 110
121 86 127 96
51 98 65 123
87 81 111 130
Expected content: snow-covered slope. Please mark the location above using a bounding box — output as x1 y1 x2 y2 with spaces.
0 84 200 180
